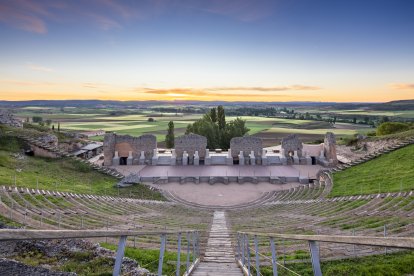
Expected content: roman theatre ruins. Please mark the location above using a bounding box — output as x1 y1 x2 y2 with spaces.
104 132 338 207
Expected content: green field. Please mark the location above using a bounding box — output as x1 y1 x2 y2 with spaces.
331 144 414 196
14 107 372 145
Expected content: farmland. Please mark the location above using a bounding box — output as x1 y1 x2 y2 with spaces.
12 107 374 147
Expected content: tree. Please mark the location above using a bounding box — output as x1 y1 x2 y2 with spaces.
57 122 60 132
353 117 357 124
379 116 389 124
376 122 409 136
52 125 55 131
186 107 249 150
45 119 52 126
148 117 155 122
210 108 217 123
165 121 175 148
217 105 226 129
32 116 43 123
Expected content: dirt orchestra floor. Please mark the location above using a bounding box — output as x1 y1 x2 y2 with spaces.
112 165 323 206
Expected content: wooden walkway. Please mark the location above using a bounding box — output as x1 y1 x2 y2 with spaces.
193 211 243 276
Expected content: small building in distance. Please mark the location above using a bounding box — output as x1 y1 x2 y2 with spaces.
78 129 105 138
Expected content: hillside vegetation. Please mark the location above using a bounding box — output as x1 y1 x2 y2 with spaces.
0 133 164 200
331 144 414 196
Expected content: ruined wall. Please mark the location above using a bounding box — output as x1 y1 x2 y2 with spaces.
174 134 207 158
32 145 59 158
281 134 303 157
323 132 338 164
104 133 156 166
230 136 263 158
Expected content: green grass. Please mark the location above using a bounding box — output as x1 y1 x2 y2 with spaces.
331 144 414 196
0 213 23 227
101 242 192 275
259 250 414 276
0 135 164 200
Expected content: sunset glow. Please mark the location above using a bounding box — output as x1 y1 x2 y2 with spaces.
1 0 413 102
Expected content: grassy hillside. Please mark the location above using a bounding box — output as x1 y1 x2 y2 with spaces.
331 144 414 196
261 251 414 276
0 134 164 200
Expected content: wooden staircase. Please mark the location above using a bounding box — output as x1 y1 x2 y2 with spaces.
192 211 243 276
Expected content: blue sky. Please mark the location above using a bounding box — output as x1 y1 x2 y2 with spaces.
0 0 413 102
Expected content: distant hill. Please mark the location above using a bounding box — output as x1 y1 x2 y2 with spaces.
370 99 414 111
0 99 412 110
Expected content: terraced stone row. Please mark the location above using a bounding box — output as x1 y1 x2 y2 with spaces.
332 136 414 173
227 192 414 261
0 185 214 251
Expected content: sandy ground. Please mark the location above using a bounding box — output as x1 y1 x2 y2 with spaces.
150 181 302 206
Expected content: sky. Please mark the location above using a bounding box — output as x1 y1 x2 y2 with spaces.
0 0 414 102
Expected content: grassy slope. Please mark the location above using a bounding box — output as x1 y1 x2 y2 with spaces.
260 251 414 276
0 133 164 200
331 144 414 196
101 243 191 275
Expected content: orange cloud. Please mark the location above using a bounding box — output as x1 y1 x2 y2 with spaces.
389 83 414 90
139 85 319 98
206 85 321 92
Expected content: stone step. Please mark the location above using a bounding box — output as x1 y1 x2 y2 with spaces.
193 211 243 275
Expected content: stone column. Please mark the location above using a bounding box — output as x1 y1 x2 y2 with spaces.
226 149 233 165
139 151 145 165
127 151 133 165
151 149 158 165
239 151 244 166
112 151 120 165
305 151 312 165
293 150 300 164
249 150 256 165
194 151 200 166
262 149 267 166
205 149 211 165
280 148 287 165
182 151 189 165
170 149 176 165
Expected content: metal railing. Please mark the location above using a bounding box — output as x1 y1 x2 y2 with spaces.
0 229 200 276
236 231 414 276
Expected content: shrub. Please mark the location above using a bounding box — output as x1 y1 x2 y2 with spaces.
376 122 409 136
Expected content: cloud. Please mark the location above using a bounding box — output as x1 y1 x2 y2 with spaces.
389 83 414 90
0 1 48 33
86 13 122 30
207 85 321 92
26 63 54 72
0 79 56 87
138 85 319 98
179 0 276 22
